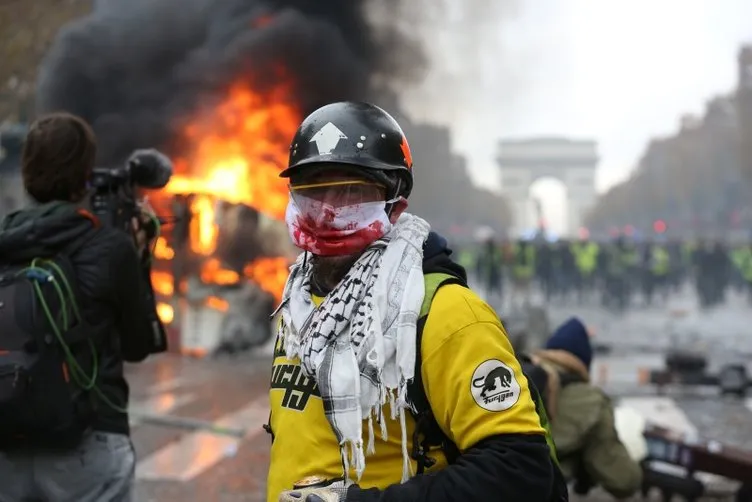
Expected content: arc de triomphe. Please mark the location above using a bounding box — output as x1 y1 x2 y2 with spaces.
496 137 599 237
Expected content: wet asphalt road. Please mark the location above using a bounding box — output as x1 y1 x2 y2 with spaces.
127 288 751 501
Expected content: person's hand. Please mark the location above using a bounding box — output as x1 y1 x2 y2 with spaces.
131 216 149 255
131 212 157 263
278 486 343 502
278 477 351 502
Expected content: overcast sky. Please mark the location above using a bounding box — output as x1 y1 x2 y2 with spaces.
402 0 752 233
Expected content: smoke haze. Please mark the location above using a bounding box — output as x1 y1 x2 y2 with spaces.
37 0 425 165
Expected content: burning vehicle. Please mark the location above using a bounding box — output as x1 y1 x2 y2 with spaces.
144 86 301 355
148 196 296 357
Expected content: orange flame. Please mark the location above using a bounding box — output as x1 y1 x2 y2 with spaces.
243 256 290 303
151 270 175 296
189 195 219 256
150 77 299 324
205 296 229 312
200 258 240 285
154 237 175 260
156 302 174 324
164 83 300 221
196 256 290 304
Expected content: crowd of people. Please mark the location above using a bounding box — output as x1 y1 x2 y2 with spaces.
460 235 752 311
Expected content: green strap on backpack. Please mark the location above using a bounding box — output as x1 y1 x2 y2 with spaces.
412 272 560 467
420 272 457 318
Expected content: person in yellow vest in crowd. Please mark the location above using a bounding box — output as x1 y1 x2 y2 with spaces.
641 240 671 306
476 236 505 308
603 236 636 311
456 245 476 276
510 238 536 309
266 102 567 502
569 238 599 304
738 243 752 303
730 243 749 294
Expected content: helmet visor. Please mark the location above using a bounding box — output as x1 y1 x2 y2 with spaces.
289 180 386 208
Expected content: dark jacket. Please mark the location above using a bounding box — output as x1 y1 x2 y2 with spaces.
348 232 562 502
0 201 158 435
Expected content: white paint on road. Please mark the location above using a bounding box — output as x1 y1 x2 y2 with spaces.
129 392 196 427
146 377 192 395
135 396 269 482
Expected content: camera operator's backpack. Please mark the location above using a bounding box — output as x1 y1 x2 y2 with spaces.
0 231 99 450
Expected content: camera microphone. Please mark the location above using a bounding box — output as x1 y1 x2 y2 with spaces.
127 149 174 189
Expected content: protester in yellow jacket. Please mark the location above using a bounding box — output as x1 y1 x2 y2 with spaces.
266 102 567 502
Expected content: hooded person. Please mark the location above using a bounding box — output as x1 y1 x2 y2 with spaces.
0 112 163 502
267 102 567 502
532 317 643 499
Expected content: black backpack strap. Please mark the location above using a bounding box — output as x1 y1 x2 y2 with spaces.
408 272 467 474
519 354 552 400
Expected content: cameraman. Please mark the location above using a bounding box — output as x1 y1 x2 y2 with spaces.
0 112 163 502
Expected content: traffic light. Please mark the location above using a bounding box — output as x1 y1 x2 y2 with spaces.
653 219 667 233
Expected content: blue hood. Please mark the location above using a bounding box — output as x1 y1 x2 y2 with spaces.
546 317 593 370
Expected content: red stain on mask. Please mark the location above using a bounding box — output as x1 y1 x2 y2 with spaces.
286 200 390 256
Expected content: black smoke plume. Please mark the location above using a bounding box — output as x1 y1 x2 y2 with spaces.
36 0 423 166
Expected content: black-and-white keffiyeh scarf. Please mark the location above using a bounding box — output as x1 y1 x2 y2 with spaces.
277 213 431 482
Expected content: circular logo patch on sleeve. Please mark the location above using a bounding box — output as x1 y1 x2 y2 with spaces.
470 359 521 412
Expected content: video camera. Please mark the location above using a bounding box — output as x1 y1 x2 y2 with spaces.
89 149 174 355
90 149 173 238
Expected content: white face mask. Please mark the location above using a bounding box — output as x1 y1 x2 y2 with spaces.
285 194 397 256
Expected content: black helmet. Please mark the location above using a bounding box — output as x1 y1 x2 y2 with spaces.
280 102 414 198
